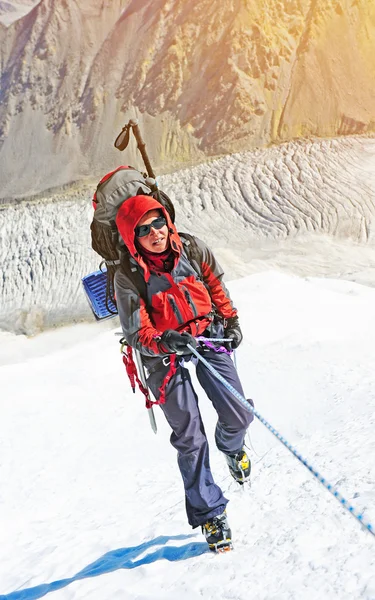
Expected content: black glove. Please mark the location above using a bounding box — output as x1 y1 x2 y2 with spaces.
224 316 243 350
159 330 197 355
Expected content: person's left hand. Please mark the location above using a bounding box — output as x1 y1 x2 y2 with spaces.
224 316 243 350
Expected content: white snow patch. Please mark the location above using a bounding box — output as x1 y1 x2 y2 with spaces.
0 272 374 599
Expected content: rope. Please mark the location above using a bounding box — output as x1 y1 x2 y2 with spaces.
186 343 375 539
196 336 232 355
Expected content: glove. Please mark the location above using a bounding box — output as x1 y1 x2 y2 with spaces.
224 316 243 350
159 330 197 355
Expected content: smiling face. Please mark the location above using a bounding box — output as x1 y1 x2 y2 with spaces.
135 209 169 253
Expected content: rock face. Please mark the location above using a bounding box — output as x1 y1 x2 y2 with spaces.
0 1 38 27
1 0 375 198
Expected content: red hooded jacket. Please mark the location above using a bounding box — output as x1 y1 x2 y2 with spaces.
114 195 237 356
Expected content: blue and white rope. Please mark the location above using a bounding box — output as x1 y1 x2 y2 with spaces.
187 343 375 539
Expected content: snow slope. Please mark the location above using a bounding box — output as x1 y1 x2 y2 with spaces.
0 272 374 600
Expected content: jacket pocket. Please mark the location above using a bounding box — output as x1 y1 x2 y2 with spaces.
181 286 198 318
167 294 184 325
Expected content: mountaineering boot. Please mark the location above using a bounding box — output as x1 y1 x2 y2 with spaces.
225 448 251 484
201 511 233 553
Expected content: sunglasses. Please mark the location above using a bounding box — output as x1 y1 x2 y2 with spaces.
135 216 167 238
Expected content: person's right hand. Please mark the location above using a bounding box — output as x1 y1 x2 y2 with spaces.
158 330 197 355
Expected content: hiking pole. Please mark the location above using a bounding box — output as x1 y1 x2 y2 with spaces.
186 343 375 539
129 120 156 179
114 122 131 152
134 349 157 434
114 119 156 179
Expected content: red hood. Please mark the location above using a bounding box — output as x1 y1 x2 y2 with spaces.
116 195 182 281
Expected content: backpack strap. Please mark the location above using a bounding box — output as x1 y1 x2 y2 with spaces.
120 249 148 304
179 232 203 279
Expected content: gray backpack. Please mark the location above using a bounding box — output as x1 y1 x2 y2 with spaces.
91 165 175 262
90 165 176 313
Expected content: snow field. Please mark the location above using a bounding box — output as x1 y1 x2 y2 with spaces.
0 272 374 599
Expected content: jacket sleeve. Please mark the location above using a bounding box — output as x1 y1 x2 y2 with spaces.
114 269 164 356
193 237 238 320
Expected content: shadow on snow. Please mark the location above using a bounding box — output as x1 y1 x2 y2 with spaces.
1 535 209 599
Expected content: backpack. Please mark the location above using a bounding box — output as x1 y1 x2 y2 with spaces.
90 166 202 314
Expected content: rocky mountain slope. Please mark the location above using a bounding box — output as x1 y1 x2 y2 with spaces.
1 0 375 199
0 0 39 26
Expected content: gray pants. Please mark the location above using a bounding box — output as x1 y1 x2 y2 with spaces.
144 349 254 528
